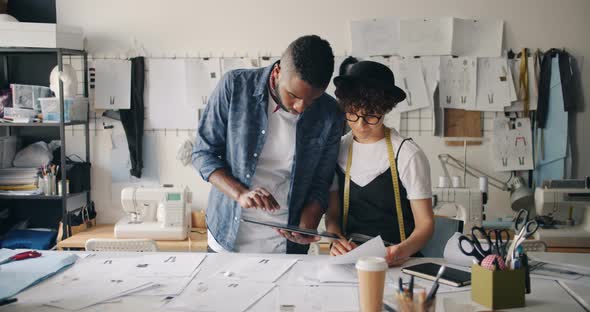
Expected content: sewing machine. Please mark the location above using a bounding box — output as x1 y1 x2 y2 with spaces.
114 185 192 240
533 178 590 248
432 187 483 233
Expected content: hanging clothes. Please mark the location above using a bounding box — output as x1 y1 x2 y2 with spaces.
534 54 569 186
119 57 145 178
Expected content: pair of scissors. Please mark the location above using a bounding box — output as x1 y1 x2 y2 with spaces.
487 229 510 258
506 209 540 266
0 251 42 265
458 226 493 262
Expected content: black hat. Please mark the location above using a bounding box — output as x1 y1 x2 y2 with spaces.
333 61 406 103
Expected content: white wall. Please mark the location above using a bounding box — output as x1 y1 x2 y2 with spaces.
57 0 590 224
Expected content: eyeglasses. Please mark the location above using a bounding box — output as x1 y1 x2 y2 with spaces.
345 112 383 125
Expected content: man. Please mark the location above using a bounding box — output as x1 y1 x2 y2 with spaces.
193 35 344 254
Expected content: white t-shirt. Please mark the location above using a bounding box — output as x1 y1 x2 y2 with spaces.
331 128 432 200
208 93 299 253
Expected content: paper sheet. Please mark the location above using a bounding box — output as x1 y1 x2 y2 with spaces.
146 59 198 129
475 57 512 111
400 17 454 57
167 279 275 312
439 56 477 109
419 56 441 107
528 252 590 273
529 261 590 282
221 57 259 75
45 278 155 310
185 58 221 109
137 268 201 296
214 257 298 282
317 263 359 284
442 232 474 268
492 117 534 171
259 56 280 68
452 19 503 57
383 110 401 130
391 58 431 112
559 281 590 311
278 285 360 311
134 254 206 278
505 56 540 112
94 59 131 109
350 17 400 56
328 236 386 265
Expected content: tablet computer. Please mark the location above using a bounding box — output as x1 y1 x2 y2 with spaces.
241 217 340 239
401 262 471 287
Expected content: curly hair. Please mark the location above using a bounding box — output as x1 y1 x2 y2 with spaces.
335 82 398 116
281 35 334 88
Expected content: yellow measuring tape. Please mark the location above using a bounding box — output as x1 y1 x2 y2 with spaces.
343 128 407 241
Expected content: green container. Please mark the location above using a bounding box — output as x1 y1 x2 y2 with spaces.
471 264 525 309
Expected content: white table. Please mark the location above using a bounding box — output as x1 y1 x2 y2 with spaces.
2 252 588 312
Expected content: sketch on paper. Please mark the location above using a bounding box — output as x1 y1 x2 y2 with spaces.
439 56 477 109
492 118 534 171
475 57 512 111
350 17 400 56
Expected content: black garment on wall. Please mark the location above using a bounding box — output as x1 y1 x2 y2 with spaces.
120 57 145 178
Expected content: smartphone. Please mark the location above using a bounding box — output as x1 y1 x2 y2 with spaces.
401 262 471 287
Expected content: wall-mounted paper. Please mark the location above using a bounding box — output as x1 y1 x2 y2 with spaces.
185 58 221 110
439 56 477 109
94 59 131 109
400 17 454 57
420 56 441 107
391 58 431 112
384 110 401 130
452 19 503 57
492 118 534 171
221 57 259 75
475 57 512 111
350 17 400 56
326 56 348 97
259 56 280 68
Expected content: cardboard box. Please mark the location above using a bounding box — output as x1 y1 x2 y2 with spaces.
0 22 83 50
471 264 525 309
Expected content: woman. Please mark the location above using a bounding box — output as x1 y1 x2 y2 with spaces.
326 61 434 266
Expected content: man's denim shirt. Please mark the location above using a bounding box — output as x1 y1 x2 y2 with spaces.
192 63 344 254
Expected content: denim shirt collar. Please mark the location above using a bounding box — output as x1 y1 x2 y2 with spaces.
253 60 279 97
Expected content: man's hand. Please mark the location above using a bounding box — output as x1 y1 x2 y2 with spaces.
276 229 320 245
385 244 410 267
237 187 280 212
330 237 357 256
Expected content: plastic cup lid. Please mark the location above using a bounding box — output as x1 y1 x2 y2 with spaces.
355 256 387 272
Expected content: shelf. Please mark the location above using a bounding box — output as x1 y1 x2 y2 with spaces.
0 121 88 127
0 191 87 200
0 47 85 56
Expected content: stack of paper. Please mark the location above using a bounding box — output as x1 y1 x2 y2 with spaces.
213 256 298 283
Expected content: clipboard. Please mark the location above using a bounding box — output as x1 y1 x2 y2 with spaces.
240 217 340 239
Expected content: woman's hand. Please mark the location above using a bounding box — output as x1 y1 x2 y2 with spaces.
385 244 409 267
330 237 358 256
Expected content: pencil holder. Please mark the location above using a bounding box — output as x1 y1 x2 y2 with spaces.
471 264 525 309
395 293 435 312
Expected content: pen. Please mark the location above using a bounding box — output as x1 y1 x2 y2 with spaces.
409 275 414 299
398 277 404 295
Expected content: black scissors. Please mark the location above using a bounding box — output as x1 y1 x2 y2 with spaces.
458 226 493 262
487 229 510 258
514 209 539 234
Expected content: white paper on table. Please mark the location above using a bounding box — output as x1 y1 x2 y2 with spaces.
221 57 259 75
146 59 202 129
558 281 590 311
134 254 206 278
530 261 589 282
167 279 275 312
94 59 131 109
475 57 512 111
528 252 590 274
318 264 359 284
328 236 386 265
350 17 400 57
185 58 221 109
400 17 454 57
452 18 503 57
505 56 540 112
419 56 441 107
326 56 348 97
439 56 477 109
214 257 298 282
44 277 155 311
278 285 360 312
492 117 534 171
391 58 430 112
137 268 201 296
